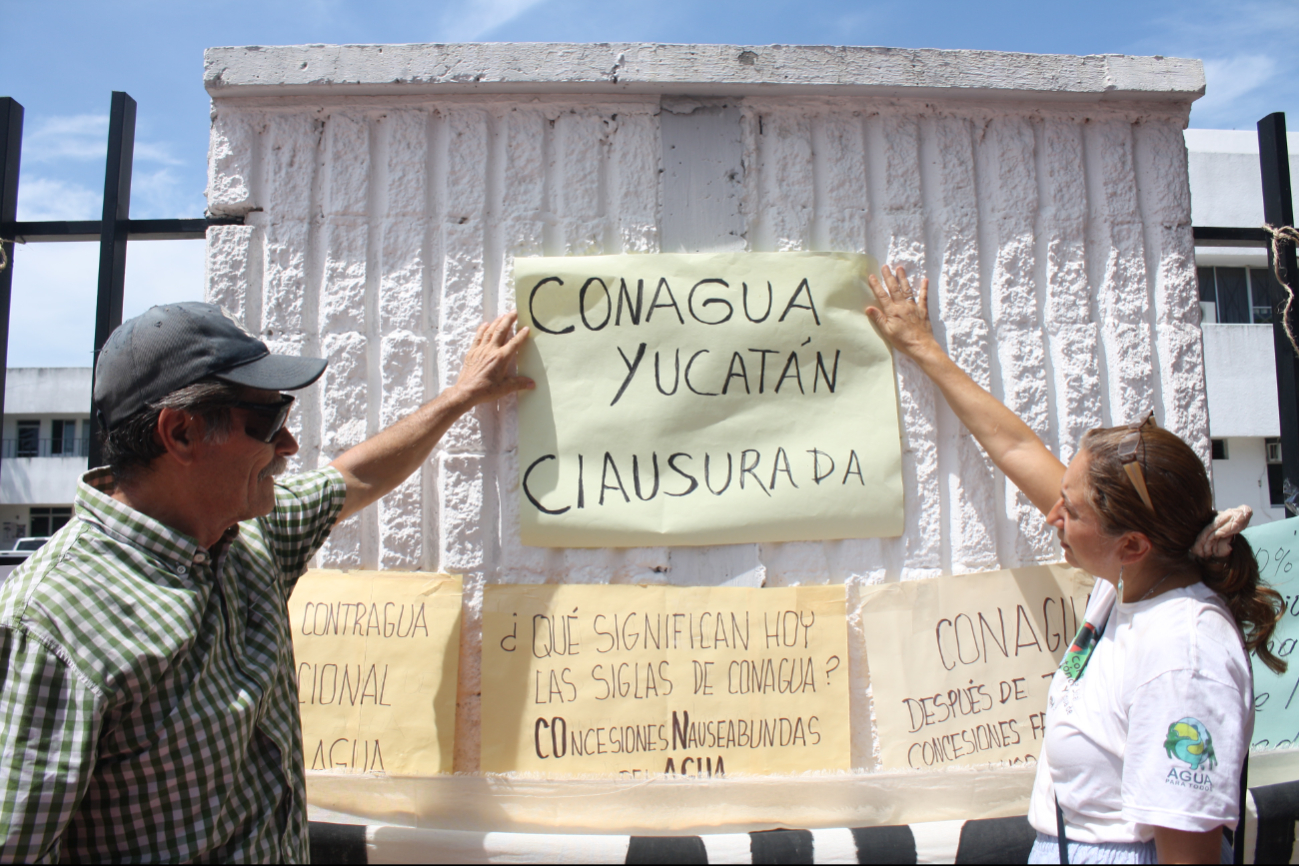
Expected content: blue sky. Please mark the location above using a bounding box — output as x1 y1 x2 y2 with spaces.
1 0 1295 367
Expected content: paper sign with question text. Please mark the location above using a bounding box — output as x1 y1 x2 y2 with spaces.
480 583 850 776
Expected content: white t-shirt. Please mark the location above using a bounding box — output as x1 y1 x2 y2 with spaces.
1028 578 1253 844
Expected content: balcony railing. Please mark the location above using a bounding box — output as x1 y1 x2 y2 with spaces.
2 438 91 459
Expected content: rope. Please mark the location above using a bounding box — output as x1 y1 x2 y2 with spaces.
1265 223 1299 355
0 238 10 273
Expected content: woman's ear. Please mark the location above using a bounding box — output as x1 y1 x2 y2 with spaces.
154 407 201 466
1116 530 1154 565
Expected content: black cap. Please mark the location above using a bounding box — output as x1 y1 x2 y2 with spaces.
94 302 327 430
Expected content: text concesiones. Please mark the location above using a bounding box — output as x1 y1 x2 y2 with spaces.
532 710 824 761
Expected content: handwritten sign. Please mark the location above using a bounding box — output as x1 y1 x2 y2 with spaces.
1243 517 1299 749
479 584 850 776
859 565 1094 770
288 570 462 776
514 252 903 548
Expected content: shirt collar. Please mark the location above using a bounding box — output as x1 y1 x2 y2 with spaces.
75 467 228 569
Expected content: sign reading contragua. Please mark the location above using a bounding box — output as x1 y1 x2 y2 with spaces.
480 584 850 776
859 565 1094 771
514 252 902 548
289 570 462 776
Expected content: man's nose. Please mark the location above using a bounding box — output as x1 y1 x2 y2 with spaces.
274 427 300 457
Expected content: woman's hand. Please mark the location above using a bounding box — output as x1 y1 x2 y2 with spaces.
864 262 1066 513
865 265 940 362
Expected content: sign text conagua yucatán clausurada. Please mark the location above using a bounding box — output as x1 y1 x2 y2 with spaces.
514 252 903 547
480 583 850 775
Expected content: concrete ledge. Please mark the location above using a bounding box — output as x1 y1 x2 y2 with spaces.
204 43 1204 103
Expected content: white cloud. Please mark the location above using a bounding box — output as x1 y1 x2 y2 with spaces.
15 177 101 221
4 238 205 369
22 113 183 166
130 166 206 219
6 242 99 368
121 239 207 320
22 114 107 163
16 166 202 223
440 0 549 41
1194 55 1279 125
1141 0 1299 129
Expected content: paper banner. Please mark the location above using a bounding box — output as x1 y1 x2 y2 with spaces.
859 565 1095 771
1242 517 1299 749
289 570 462 776
513 252 903 548
480 583 850 776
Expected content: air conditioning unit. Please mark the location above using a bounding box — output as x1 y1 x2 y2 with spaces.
1267 439 1282 464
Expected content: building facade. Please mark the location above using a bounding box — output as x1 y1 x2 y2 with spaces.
0 367 91 546
1187 129 1299 523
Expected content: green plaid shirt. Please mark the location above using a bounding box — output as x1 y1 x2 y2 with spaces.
0 466 345 863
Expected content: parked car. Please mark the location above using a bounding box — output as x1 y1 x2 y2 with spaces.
0 536 49 567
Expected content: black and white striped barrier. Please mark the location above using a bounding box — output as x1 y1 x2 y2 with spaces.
307 779 1299 864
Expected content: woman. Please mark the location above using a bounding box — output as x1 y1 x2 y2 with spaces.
865 265 1286 865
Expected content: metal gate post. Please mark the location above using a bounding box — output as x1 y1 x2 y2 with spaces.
0 99 23 483
88 92 136 470
1257 113 1299 512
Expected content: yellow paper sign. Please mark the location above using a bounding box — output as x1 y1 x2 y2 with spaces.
288 570 462 776
859 565 1094 771
514 252 902 548
480 584 850 776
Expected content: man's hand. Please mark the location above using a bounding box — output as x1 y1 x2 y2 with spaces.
330 311 534 521
447 311 534 409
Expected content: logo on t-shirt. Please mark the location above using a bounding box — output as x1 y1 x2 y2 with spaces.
1165 718 1216 770
1164 718 1217 791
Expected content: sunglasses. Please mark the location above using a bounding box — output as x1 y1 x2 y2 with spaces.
230 394 295 443
1117 410 1157 514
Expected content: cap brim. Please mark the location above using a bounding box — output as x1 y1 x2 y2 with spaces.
212 353 328 392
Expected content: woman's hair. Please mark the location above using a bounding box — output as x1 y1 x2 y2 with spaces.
1080 424 1288 674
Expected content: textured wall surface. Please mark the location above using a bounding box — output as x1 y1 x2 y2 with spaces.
205 44 1206 773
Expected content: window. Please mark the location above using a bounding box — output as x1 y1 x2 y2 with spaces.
51 420 77 456
1197 266 1278 325
1267 438 1284 507
1211 439 1228 460
1250 268 1276 324
16 421 39 457
28 507 71 538
1215 267 1251 323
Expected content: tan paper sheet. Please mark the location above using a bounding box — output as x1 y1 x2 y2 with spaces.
514 252 902 547
859 565 1095 771
480 583 850 776
289 570 462 776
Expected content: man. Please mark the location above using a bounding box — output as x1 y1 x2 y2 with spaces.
0 302 531 862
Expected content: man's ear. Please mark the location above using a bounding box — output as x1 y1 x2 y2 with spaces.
155 407 202 466
1116 530 1154 565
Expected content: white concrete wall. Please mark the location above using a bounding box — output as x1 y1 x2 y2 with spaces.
204 43 1207 772
1202 324 1281 437
4 368 91 415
